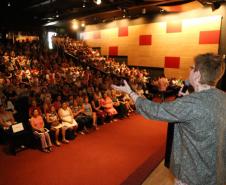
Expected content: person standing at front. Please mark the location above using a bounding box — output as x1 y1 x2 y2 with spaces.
112 53 226 185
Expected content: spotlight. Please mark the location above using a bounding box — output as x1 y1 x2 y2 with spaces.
122 8 128 18
93 0 101 5
160 8 165 13
82 0 87 7
56 11 59 18
123 8 127 13
71 19 79 30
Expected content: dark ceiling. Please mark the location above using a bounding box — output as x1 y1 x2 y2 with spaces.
0 0 224 30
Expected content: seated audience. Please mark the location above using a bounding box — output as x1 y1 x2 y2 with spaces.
5 98 17 114
29 109 52 153
58 101 78 140
82 96 98 130
111 90 128 119
43 96 52 115
29 99 42 118
102 92 118 122
71 99 89 134
53 95 62 111
91 93 106 124
120 92 135 113
0 104 15 130
46 105 68 146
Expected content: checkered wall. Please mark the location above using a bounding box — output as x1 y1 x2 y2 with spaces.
81 15 221 79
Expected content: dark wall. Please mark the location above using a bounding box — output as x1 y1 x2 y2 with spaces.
218 4 226 55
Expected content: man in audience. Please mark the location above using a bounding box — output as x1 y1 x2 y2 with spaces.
157 74 169 101
112 53 226 185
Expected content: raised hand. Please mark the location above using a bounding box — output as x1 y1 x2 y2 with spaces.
111 80 132 94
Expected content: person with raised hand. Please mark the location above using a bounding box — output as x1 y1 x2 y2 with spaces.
111 53 226 185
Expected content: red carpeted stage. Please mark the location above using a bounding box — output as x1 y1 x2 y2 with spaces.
0 114 167 185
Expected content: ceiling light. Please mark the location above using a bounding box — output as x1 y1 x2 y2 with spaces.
72 19 79 30
93 0 101 5
44 21 59 26
160 8 165 13
7 2 11 7
81 22 86 27
82 3 86 7
122 8 128 18
72 24 79 30
56 11 59 18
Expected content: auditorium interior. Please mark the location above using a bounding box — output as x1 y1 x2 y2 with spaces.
0 0 226 185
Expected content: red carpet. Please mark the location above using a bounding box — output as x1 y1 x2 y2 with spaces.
0 114 167 185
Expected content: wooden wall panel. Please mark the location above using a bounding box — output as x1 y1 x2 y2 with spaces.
83 15 221 79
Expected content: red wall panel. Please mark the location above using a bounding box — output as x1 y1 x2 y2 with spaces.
139 35 152 45
165 56 180 68
168 6 182 12
199 30 220 44
109 46 118 56
118 27 128 37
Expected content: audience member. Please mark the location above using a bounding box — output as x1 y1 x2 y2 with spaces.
58 101 78 142
30 109 52 153
46 105 67 146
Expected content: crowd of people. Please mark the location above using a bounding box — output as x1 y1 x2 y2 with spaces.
0 36 184 153
0 38 149 153
54 37 183 98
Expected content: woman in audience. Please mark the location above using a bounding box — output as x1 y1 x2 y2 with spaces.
46 105 68 146
53 95 62 111
121 92 135 113
71 98 89 134
0 104 15 130
5 98 17 114
29 99 42 118
68 95 74 107
102 91 118 122
82 96 98 130
30 109 52 153
91 93 106 124
58 101 78 141
43 96 52 115
111 90 128 119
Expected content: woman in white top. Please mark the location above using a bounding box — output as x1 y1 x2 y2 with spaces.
46 105 68 146
58 101 78 141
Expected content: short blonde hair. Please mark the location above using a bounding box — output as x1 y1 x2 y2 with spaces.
194 53 225 86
